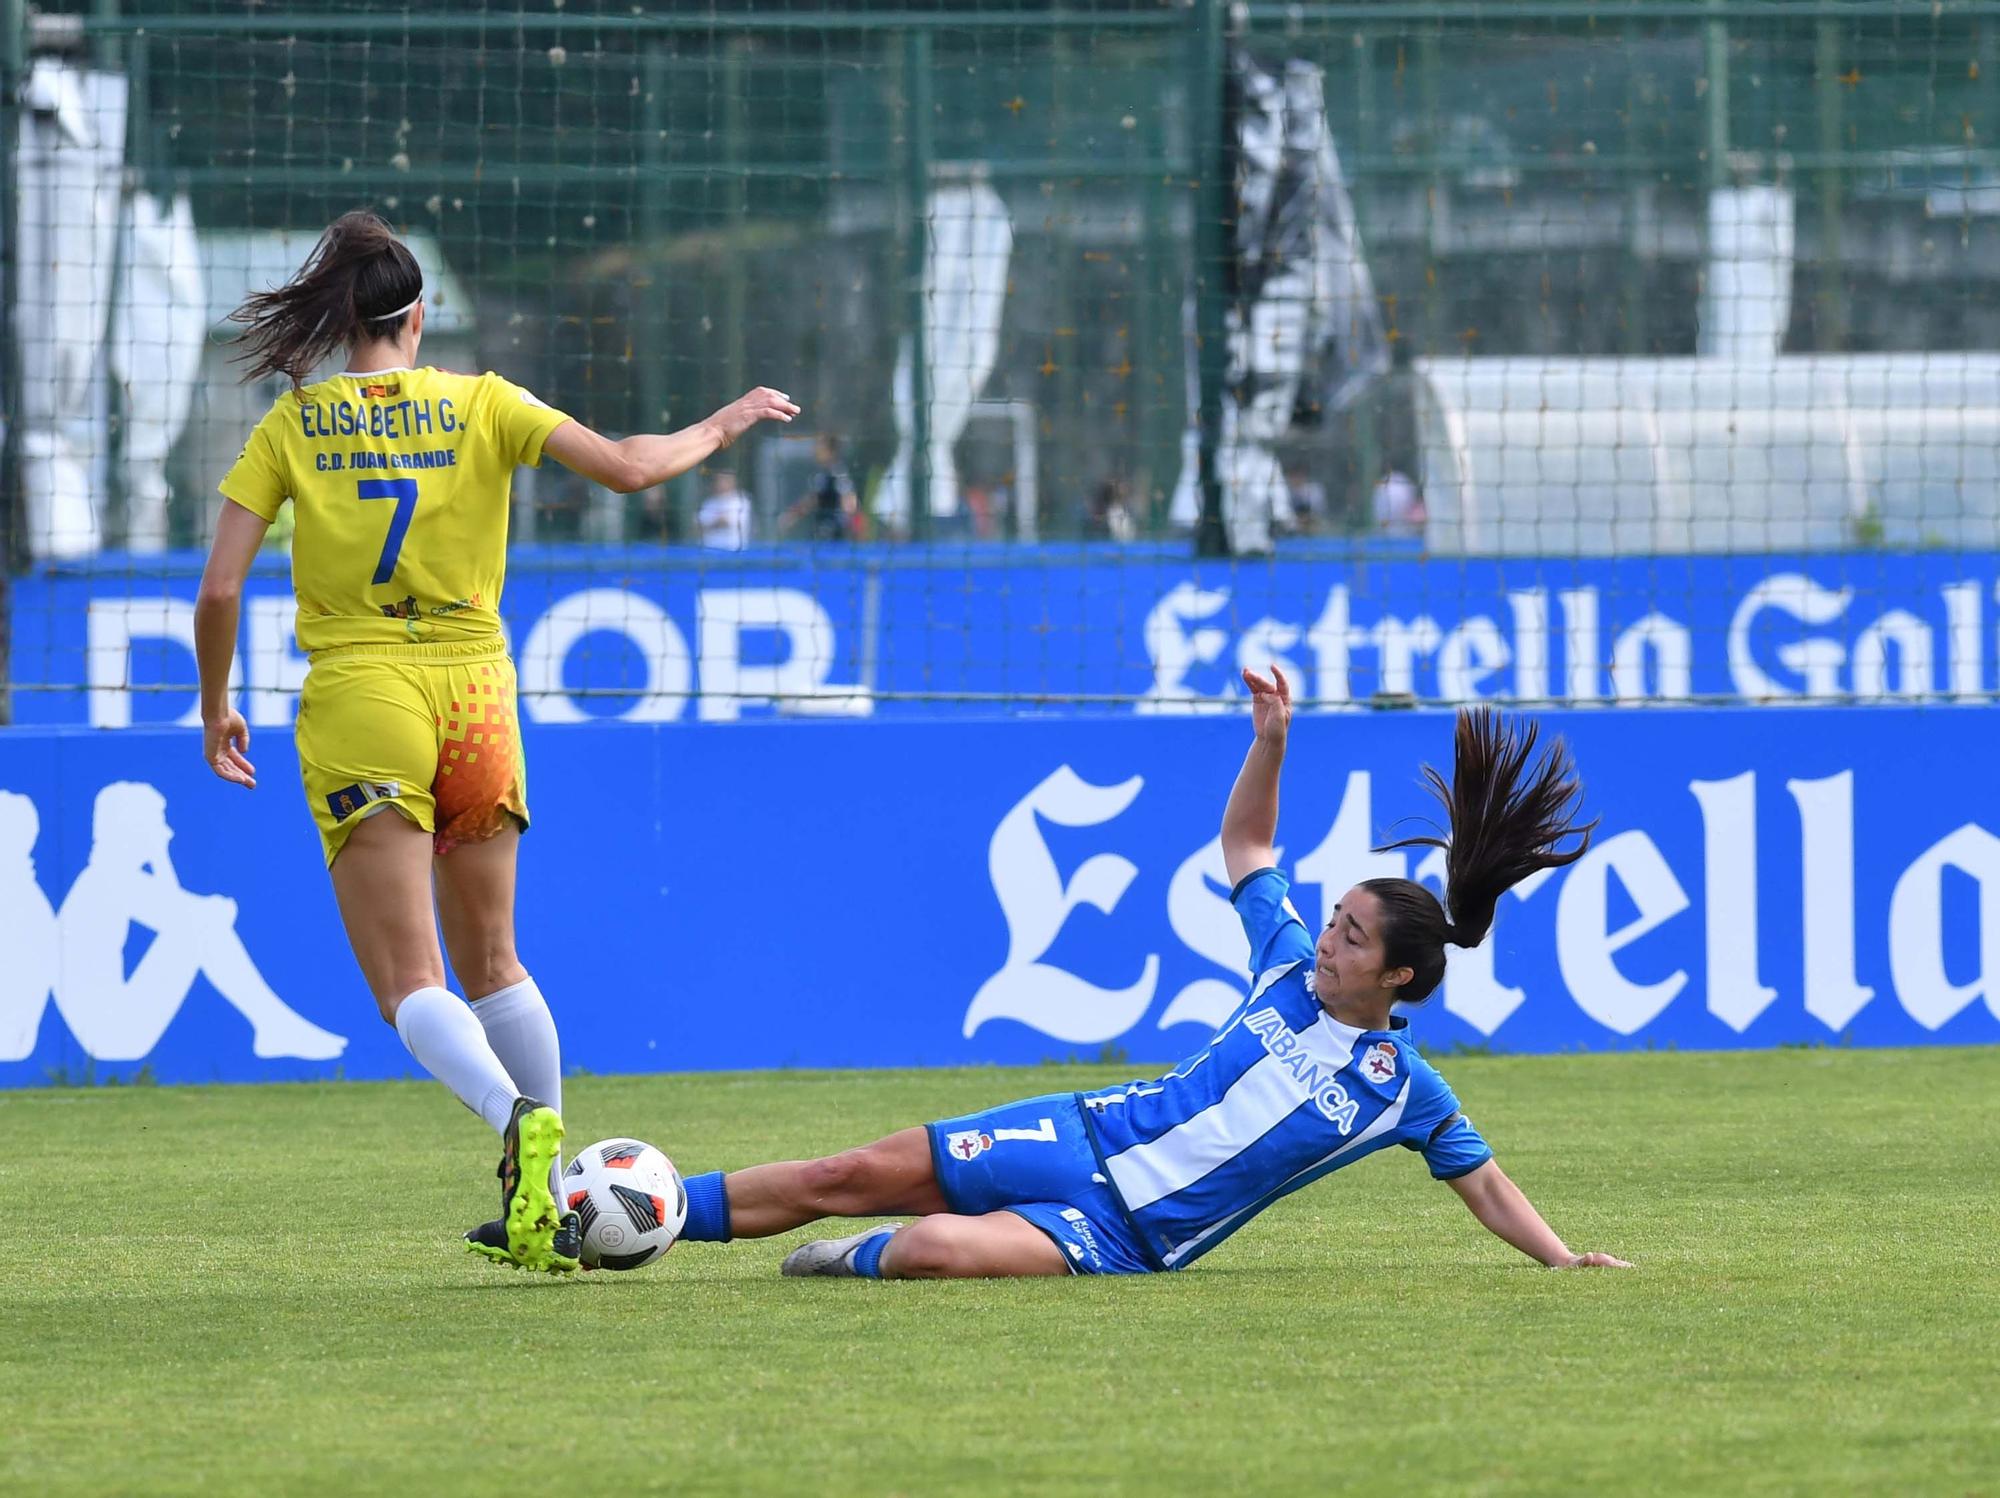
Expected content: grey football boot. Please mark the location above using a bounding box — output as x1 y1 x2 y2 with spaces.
780 1223 902 1277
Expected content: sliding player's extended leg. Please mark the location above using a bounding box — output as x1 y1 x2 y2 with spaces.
721 1127 948 1236
876 1213 1070 1278
680 1095 1132 1279
778 1210 1069 1279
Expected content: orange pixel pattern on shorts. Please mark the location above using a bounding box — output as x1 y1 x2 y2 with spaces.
432 660 522 854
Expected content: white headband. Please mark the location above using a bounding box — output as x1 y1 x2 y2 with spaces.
367 293 423 323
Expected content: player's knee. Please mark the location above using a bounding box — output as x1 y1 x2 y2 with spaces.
797 1147 877 1207
374 983 440 1026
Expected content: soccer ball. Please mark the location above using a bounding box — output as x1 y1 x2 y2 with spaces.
562 1138 688 1270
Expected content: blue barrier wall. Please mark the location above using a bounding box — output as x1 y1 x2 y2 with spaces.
10 544 2000 723
1 707 1994 1088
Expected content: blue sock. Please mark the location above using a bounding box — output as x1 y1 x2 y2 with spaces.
680 1171 732 1242
851 1227 893 1279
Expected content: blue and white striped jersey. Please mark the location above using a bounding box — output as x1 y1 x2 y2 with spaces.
1077 867 1492 1269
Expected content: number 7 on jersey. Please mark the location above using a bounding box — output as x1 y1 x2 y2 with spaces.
356 478 419 585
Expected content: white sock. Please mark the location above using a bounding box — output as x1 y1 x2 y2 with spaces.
471 975 565 1194
470 976 562 1112
393 986 519 1134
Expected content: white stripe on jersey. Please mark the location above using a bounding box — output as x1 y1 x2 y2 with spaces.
1160 1078 1412 1268
1105 1016 1359 1211
1086 960 1299 1119
1248 962 1302 1002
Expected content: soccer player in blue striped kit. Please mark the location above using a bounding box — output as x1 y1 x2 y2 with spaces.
677 666 1633 1277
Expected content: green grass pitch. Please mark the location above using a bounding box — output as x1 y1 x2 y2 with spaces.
4 1048 1995 1496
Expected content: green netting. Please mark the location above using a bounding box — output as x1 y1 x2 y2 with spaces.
7 2 1987 547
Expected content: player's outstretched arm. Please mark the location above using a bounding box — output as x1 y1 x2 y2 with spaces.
194 498 269 789
542 386 800 495
1445 1159 1632 1269
1220 665 1292 886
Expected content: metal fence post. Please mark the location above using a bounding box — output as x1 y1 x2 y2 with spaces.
1814 16 1847 351
1417 22 1443 357
638 43 670 537
721 36 747 423
902 26 933 543
94 0 128 544
1621 14 1650 355
0 0 25 722
1189 0 1231 558
1703 0 1731 194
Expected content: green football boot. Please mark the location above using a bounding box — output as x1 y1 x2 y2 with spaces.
497 1097 566 1271
465 1209 582 1274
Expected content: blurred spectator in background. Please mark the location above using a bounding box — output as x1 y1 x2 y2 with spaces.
784 433 859 542
1370 466 1427 538
1085 477 1138 542
698 469 754 551
963 486 991 538
1282 461 1328 535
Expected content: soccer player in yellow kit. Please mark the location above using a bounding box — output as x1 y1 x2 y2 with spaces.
193 211 797 1272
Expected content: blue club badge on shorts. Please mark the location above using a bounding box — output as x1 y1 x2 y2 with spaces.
325 780 402 823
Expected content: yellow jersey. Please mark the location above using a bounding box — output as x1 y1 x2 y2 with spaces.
219 366 572 653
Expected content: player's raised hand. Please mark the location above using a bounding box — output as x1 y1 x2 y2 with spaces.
1241 664 1292 749
203 708 257 789
708 386 801 449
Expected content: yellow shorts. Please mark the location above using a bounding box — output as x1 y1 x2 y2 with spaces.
295 640 530 867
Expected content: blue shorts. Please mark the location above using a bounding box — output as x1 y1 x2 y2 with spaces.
925 1092 1157 1275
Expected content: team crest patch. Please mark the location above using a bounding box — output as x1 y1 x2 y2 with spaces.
1362 1042 1398 1084
325 780 402 823
945 1130 993 1161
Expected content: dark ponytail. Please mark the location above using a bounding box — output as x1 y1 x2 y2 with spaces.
1362 707 1596 1003
229 210 423 389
